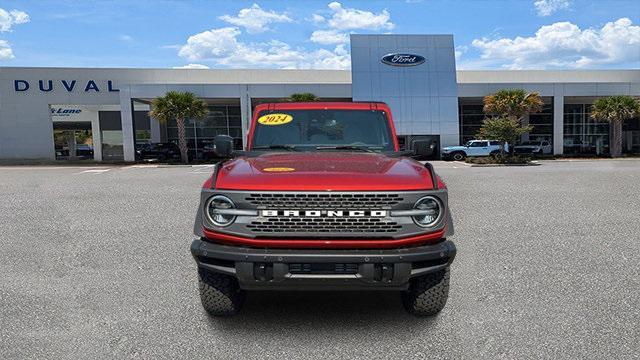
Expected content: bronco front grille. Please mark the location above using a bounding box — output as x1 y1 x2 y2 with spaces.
246 216 402 234
245 193 403 209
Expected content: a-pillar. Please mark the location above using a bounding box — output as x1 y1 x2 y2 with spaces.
240 85 251 150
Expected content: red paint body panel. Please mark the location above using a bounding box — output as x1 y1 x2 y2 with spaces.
202 177 213 189
214 152 434 191
203 227 446 249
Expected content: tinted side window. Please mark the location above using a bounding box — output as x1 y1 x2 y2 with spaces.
489 141 500 146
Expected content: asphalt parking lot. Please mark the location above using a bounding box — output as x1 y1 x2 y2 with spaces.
1 160 639 359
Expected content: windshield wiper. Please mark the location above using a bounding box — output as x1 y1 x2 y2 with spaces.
252 144 299 151
315 145 378 153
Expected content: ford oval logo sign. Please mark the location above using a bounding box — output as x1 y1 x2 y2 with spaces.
381 53 426 67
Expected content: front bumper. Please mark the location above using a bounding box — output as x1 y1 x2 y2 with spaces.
191 238 456 291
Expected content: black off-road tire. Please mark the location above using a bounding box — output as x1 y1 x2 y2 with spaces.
451 152 466 161
198 268 245 316
402 267 450 316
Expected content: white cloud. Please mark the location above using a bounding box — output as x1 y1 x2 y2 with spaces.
0 39 14 59
179 3 394 70
178 26 350 69
471 18 640 69
310 14 325 24
0 8 28 61
309 44 351 70
119 34 133 42
178 27 242 60
219 3 292 33
310 29 349 45
534 0 570 16
308 2 393 47
0 8 29 32
455 45 468 61
173 63 210 69
324 2 394 31
10 10 29 23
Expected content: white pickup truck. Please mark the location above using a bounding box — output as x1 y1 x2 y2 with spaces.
441 140 506 161
513 140 552 155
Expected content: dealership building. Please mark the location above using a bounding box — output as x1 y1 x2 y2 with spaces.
1 34 639 161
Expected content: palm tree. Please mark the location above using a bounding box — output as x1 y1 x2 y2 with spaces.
590 95 640 157
149 91 208 163
481 89 544 155
483 89 544 122
477 118 533 156
288 93 318 102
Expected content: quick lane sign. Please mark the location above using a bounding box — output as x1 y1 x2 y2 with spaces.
51 107 82 116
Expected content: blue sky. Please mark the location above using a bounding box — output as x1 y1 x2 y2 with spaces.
0 0 638 70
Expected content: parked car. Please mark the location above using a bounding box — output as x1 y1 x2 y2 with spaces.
513 140 552 155
136 142 181 161
441 140 506 161
201 143 218 161
75 144 94 158
54 144 93 159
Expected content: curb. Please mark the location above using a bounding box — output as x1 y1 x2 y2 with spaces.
468 162 541 167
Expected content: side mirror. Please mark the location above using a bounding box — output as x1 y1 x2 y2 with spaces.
213 135 234 158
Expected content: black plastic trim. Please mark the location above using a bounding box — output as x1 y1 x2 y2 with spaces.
210 163 220 189
424 162 438 190
190 238 456 290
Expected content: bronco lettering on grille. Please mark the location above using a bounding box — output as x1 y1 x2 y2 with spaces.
260 210 388 217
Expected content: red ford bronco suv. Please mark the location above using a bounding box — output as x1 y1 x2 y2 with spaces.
191 102 456 316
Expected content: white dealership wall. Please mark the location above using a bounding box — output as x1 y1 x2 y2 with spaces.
0 68 351 160
0 34 639 161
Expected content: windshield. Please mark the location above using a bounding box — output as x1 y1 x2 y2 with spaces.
251 109 395 151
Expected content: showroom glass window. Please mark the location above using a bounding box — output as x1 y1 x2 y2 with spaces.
622 114 640 154
528 100 553 143
165 104 242 159
563 104 610 155
459 98 553 144
458 103 484 144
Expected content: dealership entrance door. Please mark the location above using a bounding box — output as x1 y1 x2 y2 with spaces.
50 105 104 161
53 121 94 160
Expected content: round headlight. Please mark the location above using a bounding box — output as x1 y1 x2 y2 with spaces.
205 195 236 227
412 196 443 228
